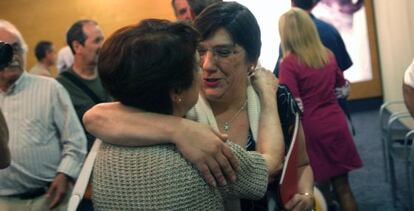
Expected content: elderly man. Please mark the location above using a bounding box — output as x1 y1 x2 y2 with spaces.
57 20 110 151
0 20 86 211
30 40 57 77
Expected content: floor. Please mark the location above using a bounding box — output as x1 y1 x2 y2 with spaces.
348 109 412 211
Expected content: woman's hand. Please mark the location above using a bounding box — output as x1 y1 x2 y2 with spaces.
173 121 239 187
284 192 315 211
250 67 279 97
84 103 240 187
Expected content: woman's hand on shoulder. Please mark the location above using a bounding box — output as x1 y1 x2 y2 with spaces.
173 121 240 187
250 67 279 97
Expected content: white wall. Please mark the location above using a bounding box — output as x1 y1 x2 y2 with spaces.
374 0 414 101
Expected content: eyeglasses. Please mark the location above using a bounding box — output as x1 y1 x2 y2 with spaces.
10 42 24 54
197 44 239 60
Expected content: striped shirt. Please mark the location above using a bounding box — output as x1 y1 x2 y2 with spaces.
0 72 87 195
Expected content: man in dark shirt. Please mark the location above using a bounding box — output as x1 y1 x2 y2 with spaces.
56 19 111 211
57 20 111 152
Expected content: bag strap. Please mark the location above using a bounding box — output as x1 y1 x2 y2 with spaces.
67 139 102 211
61 71 103 104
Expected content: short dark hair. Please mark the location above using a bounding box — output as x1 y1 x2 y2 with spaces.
66 19 97 54
194 1 261 63
292 0 320 10
171 0 177 12
187 0 222 17
34 41 53 61
98 19 200 114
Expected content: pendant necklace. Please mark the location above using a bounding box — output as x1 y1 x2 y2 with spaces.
223 100 247 132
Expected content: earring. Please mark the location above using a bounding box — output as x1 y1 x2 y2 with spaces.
177 97 182 103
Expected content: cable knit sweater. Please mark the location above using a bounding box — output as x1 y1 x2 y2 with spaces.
93 141 268 211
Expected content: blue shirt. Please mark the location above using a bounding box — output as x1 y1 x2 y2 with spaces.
274 13 353 77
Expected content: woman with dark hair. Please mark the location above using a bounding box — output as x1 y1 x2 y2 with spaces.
92 19 285 210
85 2 314 211
278 8 362 211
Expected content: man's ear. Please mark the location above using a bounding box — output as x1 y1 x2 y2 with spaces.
71 40 82 54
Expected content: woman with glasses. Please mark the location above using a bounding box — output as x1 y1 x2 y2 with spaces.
92 19 285 210
85 2 314 210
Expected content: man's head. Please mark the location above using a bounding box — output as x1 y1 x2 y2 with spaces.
291 0 320 11
187 0 222 17
66 20 104 68
172 0 195 21
0 20 27 87
34 41 56 66
172 0 222 22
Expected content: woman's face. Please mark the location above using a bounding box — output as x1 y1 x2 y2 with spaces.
177 53 202 115
198 28 253 102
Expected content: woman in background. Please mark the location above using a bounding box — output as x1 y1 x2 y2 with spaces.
278 8 362 211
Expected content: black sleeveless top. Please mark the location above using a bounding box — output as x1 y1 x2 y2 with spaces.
241 85 300 211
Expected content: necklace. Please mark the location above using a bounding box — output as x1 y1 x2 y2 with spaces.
223 100 247 132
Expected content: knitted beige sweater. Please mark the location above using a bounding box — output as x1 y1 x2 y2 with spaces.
93 141 268 211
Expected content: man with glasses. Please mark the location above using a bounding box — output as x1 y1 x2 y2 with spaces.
0 19 86 211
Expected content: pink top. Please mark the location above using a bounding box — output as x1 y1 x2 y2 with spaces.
279 53 362 182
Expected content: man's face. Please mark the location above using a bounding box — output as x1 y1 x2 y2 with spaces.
45 45 57 66
0 28 24 86
173 0 195 21
76 23 104 68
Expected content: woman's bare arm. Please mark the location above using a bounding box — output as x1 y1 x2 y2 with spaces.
284 126 315 211
83 102 239 187
0 109 10 169
250 70 285 178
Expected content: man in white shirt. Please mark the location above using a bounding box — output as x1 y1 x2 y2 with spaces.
403 58 414 117
29 40 56 77
56 45 74 73
0 19 86 211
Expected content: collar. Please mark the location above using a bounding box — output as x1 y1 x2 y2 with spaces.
309 13 316 20
3 71 28 95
